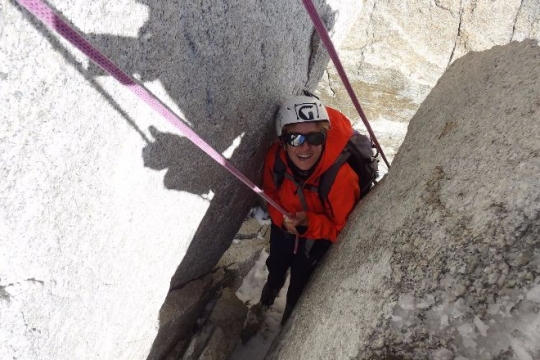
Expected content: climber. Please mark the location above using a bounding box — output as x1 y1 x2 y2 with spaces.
260 93 361 325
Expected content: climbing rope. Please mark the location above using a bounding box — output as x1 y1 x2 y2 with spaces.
301 0 391 169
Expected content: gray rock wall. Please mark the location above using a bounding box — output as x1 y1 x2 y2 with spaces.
267 40 540 360
0 0 358 359
316 0 540 163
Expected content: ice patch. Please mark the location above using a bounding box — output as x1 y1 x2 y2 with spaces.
231 249 288 360
392 286 540 359
398 293 415 311
526 285 540 303
473 316 489 337
250 206 271 226
431 347 453 360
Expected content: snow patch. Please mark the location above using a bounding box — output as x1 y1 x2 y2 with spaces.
222 132 245 159
391 287 540 359
526 285 540 303
250 206 271 226
231 249 287 360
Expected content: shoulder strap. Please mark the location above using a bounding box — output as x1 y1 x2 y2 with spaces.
272 146 286 188
273 147 319 211
318 148 351 204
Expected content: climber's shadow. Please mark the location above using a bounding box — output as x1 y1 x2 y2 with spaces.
141 123 271 359
141 123 268 289
142 126 216 194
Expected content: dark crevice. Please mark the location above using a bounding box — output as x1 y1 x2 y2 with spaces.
433 0 452 12
26 278 45 285
168 267 223 293
359 1 377 63
511 0 525 41
307 27 320 81
326 70 336 97
447 0 465 69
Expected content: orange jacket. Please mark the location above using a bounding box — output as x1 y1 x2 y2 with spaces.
262 107 361 242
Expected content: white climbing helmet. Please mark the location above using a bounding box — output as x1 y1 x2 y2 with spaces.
275 95 330 136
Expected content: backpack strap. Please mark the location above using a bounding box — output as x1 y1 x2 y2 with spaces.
282 170 320 212
318 149 351 204
272 146 286 189
273 147 318 199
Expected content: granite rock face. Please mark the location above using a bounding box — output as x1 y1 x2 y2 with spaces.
317 0 540 165
145 216 269 360
0 0 358 359
216 218 270 291
267 40 540 360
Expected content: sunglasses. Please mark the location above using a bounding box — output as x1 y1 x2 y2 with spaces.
281 131 326 147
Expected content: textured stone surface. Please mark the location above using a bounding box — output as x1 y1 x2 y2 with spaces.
216 216 270 291
316 0 540 167
199 290 248 360
137 216 268 359
216 238 268 292
233 217 269 241
0 0 359 359
178 288 248 360
146 269 224 360
267 40 540 360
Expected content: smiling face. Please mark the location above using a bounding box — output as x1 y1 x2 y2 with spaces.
283 122 324 171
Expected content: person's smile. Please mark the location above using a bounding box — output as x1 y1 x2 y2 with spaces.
284 122 324 171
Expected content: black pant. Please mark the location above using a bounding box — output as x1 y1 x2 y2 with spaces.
263 224 332 312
